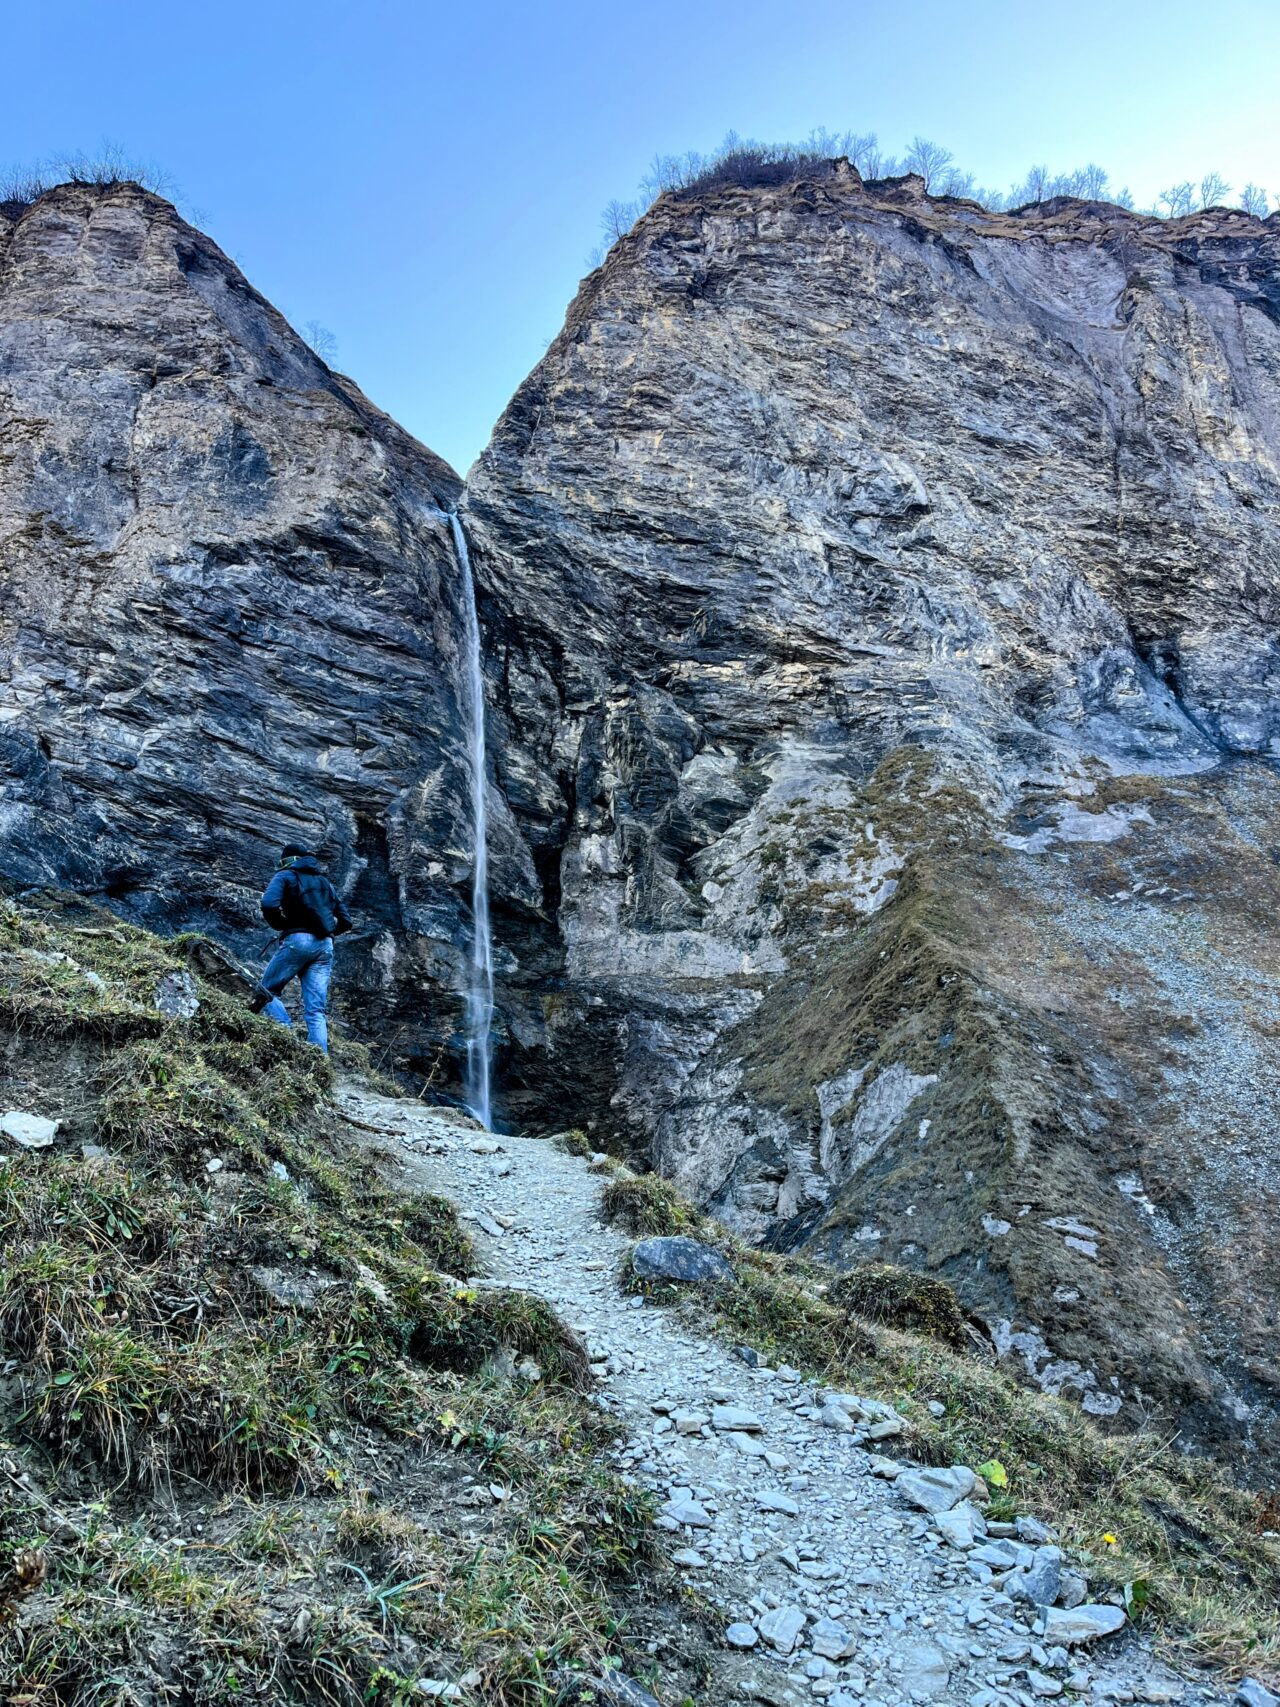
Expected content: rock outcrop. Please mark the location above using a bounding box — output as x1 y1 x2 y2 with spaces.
3 170 1279 1467
462 172 1280 1464
0 181 504 1072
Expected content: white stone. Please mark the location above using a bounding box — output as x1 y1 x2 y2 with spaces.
2 1110 58 1149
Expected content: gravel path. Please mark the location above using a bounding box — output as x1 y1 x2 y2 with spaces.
337 1081 1227 1707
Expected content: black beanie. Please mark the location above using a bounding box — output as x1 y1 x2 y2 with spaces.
281 842 313 860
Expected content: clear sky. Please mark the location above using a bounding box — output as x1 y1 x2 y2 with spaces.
5 0 1278 475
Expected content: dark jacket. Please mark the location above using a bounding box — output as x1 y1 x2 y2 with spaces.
260 856 353 939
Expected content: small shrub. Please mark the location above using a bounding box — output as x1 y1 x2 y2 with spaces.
600 1173 702 1236
830 1262 970 1350
0 148 171 218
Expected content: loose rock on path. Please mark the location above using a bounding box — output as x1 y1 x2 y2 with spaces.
338 1082 1230 1707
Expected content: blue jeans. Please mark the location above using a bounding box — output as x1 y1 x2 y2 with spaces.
259 932 334 1053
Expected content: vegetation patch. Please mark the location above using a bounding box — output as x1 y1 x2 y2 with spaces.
828 1263 970 1351
603 1166 1280 1678
0 892 677 1704
600 1173 704 1237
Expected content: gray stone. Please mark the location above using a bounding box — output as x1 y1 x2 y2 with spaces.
728 1431 769 1457
1 1110 58 1149
154 969 199 1020
1040 1605 1126 1645
899 1642 950 1696
867 1416 904 1441
632 1237 734 1286
809 1616 856 1660
896 1466 978 1514
671 1410 709 1433
726 1621 759 1649
756 1490 799 1516
1057 1571 1088 1609
1007 1547 1063 1607
1237 1683 1280 1707
971 1540 1023 1569
1026 1672 1063 1698
712 1404 764 1433
758 1604 807 1654
935 1502 987 1549
660 1496 712 1529
819 1403 857 1432
1015 1517 1055 1545
583 1674 664 1707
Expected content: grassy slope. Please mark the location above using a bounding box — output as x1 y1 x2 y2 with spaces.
601 1171 1280 1681
0 893 697 1707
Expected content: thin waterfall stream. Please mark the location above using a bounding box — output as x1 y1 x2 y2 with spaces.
446 510 494 1129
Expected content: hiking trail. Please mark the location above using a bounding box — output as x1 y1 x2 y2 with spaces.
336 1079 1226 1707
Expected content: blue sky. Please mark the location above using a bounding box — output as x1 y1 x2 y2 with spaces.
5 0 1279 474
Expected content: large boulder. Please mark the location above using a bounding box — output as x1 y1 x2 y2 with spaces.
631 1235 734 1286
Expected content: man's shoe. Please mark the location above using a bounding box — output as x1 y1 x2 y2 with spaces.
248 985 273 1015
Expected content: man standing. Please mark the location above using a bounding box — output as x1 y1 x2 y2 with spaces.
251 843 352 1053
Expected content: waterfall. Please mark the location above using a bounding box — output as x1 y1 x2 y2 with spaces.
446 510 494 1129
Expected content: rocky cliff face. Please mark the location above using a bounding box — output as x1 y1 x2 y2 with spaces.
462 171 1280 1465
0 181 501 1075
3 171 1279 1470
